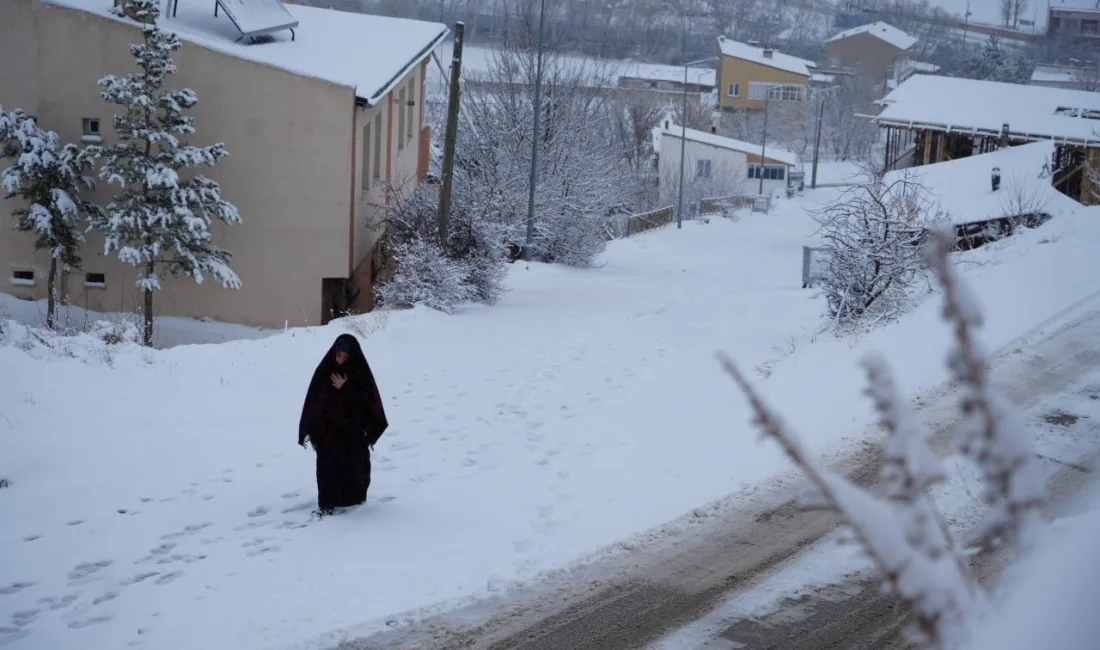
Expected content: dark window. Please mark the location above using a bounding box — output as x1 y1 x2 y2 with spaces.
83 118 100 136
86 272 106 285
13 270 33 281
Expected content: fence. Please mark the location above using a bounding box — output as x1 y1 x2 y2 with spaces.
693 195 755 216
608 205 675 239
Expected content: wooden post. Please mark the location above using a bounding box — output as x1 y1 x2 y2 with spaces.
437 22 465 247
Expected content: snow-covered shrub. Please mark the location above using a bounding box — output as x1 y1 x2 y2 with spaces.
89 318 142 346
953 36 1032 84
374 186 508 313
377 239 476 314
813 173 939 327
718 228 1043 650
91 0 240 347
0 107 102 330
457 46 631 266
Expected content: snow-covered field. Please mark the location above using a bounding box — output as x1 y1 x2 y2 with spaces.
3 193 1100 650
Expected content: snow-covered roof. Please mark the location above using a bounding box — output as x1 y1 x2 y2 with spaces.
39 0 448 106
827 21 918 51
811 72 836 84
620 61 717 88
904 60 940 73
874 75 1100 146
658 123 799 166
1049 0 1100 13
886 141 1080 225
717 37 815 77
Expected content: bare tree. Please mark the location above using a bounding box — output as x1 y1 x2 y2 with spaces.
812 173 941 326
718 227 1045 649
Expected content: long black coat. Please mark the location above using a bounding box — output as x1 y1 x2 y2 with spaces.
298 334 388 510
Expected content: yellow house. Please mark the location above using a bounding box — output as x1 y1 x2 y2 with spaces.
715 37 815 111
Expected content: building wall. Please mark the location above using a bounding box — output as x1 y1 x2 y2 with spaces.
0 0 426 329
824 32 905 85
716 55 810 111
658 135 790 202
1049 9 1100 38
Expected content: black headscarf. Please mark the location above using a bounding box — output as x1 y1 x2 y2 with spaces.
298 334 389 449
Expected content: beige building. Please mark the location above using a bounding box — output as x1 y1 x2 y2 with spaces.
824 21 917 85
0 0 446 329
715 37 815 111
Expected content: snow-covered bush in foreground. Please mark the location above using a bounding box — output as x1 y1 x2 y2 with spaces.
813 173 940 327
375 186 508 313
719 228 1044 649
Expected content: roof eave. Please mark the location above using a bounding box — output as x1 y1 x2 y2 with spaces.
360 25 450 106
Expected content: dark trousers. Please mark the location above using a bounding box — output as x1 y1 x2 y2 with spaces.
315 438 371 510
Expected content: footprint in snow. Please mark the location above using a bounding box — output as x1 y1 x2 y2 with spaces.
280 491 300 499
247 506 269 518
120 572 160 586
66 519 84 526
0 582 35 596
21 535 42 542
245 545 280 558
39 593 78 611
0 626 31 643
67 615 112 629
92 591 118 606
68 560 113 585
154 572 183 586
11 608 40 627
161 523 212 540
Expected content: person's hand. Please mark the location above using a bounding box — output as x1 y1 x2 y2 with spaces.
299 436 309 449
331 373 348 390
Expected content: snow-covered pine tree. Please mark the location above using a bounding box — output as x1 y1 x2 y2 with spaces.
0 107 102 330
93 0 240 346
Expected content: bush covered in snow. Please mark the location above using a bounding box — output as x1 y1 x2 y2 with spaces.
1 317 148 366
813 174 940 327
456 46 631 267
374 186 508 313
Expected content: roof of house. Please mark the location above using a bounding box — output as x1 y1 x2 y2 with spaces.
1049 0 1100 12
885 141 1079 226
826 21 917 51
658 123 799 166
717 37 815 77
40 0 448 105
874 75 1100 145
619 61 717 88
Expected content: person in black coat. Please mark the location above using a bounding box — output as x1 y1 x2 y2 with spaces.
298 334 388 515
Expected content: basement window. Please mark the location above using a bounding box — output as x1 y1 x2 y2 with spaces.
82 118 102 144
10 270 35 287
85 272 107 288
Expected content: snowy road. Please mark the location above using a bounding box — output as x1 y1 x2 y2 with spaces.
350 296 1100 650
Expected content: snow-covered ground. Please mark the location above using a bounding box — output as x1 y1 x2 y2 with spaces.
2 193 1099 650
649 362 1100 650
0 294 274 349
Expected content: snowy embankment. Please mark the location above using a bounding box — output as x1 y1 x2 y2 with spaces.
1 197 1099 650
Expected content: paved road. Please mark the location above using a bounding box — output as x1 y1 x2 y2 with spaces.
338 298 1100 650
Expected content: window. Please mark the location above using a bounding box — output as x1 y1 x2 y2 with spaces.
747 164 786 180
748 82 805 102
81 118 102 144
407 82 416 144
397 88 407 151
1083 19 1098 33
85 272 106 288
727 82 740 97
10 270 34 287
362 121 372 190
830 56 840 68
373 118 382 180
696 159 713 178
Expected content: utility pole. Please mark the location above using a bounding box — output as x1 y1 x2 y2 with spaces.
811 93 824 189
758 90 770 196
437 21 464 247
676 12 688 229
523 0 548 261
